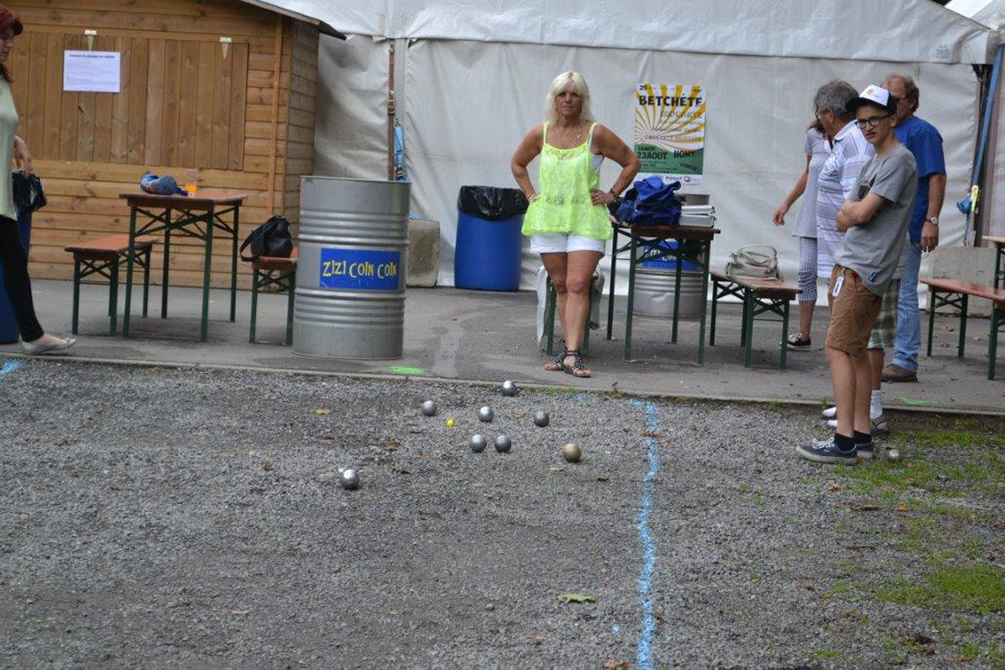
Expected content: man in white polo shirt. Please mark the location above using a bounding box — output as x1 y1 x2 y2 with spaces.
798 85 917 465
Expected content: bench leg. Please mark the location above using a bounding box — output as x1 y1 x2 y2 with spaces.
926 290 937 356
200 213 213 342
249 267 259 344
624 236 638 361
740 292 749 347
958 294 968 358
671 259 682 344
285 272 295 347
696 241 710 366
780 298 790 370
743 291 754 368
709 279 719 346
142 247 151 318
990 306 1000 380
162 224 171 319
109 258 119 336
71 257 81 335
606 228 618 340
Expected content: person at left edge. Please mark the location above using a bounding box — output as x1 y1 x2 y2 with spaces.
512 71 639 378
0 4 74 355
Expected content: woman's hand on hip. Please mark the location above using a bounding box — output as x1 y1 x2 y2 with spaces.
13 136 32 178
590 188 614 206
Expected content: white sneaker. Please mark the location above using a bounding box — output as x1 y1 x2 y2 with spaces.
822 406 837 419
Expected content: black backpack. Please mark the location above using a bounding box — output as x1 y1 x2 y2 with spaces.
240 214 293 261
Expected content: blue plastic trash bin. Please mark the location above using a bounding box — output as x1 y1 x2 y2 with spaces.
454 186 527 291
0 210 32 344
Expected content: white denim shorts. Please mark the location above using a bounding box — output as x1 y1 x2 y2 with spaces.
529 233 606 255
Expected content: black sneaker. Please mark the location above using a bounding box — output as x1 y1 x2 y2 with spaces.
796 437 858 465
786 333 811 350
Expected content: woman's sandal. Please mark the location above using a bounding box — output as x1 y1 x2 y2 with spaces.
561 349 591 378
544 347 567 372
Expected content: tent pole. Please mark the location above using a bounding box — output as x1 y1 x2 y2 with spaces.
388 42 396 181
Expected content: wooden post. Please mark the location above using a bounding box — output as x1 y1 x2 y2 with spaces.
266 14 284 216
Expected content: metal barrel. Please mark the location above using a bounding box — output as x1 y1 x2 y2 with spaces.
632 268 703 319
294 177 411 359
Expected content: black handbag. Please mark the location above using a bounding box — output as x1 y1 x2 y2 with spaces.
240 214 293 261
12 170 46 216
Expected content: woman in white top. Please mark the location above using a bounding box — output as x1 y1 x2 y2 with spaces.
773 119 831 349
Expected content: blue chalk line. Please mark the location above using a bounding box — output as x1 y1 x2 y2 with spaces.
631 398 662 669
0 360 22 377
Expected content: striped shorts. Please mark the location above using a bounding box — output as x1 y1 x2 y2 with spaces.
867 278 900 350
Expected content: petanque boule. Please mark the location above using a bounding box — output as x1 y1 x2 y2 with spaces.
494 434 512 453
421 400 438 416
500 380 518 396
478 406 494 423
470 434 488 453
561 442 582 463
340 468 360 490
886 448 901 462
533 410 550 427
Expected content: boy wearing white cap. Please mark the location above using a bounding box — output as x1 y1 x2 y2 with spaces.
797 86 917 465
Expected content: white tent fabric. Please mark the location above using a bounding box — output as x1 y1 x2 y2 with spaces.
282 0 996 291
263 0 996 64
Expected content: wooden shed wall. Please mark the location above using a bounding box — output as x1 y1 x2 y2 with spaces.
9 0 318 288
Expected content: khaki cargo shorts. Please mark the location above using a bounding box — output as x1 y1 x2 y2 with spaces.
826 265 882 356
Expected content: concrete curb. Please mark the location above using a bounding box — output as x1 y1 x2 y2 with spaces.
6 353 1003 418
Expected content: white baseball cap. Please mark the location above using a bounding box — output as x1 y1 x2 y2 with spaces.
847 85 897 114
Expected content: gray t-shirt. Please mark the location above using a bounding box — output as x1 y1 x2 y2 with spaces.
833 144 917 295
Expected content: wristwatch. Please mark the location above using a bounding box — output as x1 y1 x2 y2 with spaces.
928 216 939 227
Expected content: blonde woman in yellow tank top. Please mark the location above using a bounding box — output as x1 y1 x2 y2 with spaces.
512 72 639 377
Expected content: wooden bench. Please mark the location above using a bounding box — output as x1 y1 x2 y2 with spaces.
921 278 1005 380
65 234 158 336
709 269 802 369
984 235 1005 288
249 247 297 345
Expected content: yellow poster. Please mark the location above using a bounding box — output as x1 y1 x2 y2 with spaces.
634 83 706 185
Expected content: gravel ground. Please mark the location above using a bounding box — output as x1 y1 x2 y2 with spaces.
1 360 1002 669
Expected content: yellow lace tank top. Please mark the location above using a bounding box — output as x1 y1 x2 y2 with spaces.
521 123 612 240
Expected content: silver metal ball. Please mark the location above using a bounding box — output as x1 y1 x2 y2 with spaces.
340 468 360 490
494 434 512 453
886 448 901 462
478 406 494 423
500 380 518 397
421 400 438 417
561 442 582 463
470 434 487 453
533 410 550 427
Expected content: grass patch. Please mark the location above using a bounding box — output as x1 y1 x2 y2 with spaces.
872 564 1005 616
807 648 840 661
988 643 1005 669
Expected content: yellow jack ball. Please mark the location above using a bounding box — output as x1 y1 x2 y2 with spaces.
445 418 456 428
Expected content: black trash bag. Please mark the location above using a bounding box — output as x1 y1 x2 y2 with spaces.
457 185 528 221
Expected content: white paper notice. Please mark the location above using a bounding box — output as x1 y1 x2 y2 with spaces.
63 51 121 93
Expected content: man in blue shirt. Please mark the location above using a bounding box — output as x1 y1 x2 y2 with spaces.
880 74 946 383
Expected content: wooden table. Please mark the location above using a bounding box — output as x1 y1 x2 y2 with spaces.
985 235 1005 289
605 224 721 363
119 190 248 341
